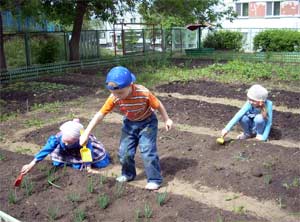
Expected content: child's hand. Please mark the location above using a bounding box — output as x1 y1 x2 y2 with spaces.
79 133 89 146
255 134 263 141
21 160 36 175
165 118 173 131
221 129 228 138
86 166 100 174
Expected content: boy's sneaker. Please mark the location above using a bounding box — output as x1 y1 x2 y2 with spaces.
145 182 160 190
116 175 129 182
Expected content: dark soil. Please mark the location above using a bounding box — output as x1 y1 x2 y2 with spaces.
157 80 300 109
1 63 299 222
0 148 267 222
158 97 300 142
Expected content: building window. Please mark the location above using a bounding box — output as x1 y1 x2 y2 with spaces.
130 18 136 23
100 31 105 38
236 2 249 16
266 1 281 16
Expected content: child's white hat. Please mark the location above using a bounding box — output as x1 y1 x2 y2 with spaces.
60 119 84 140
247 84 268 102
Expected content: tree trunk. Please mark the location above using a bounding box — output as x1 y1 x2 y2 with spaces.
69 0 87 61
0 12 7 72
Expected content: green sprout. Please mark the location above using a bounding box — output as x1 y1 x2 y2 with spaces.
97 194 110 209
73 209 86 222
48 205 59 221
114 182 124 198
8 189 17 204
67 193 81 203
21 176 34 196
144 203 153 218
156 190 168 206
87 177 94 193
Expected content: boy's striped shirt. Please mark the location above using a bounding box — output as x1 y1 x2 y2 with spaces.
99 84 160 121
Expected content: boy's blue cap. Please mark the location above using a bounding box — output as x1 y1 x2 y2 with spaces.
105 66 136 90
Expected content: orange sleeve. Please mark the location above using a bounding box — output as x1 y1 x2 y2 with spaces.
148 92 160 109
99 96 115 115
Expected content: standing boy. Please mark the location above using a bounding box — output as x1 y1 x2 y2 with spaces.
80 66 173 190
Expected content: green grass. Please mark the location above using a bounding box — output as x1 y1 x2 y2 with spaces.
135 60 299 89
31 101 63 113
23 119 45 128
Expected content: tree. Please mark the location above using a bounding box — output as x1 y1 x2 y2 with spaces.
41 0 138 61
0 0 138 68
0 12 6 71
138 0 237 29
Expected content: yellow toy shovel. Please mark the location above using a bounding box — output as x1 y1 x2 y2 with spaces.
80 130 92 162
216 137 225 145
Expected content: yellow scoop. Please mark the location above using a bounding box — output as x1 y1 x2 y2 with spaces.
80 130 92 162
216 137 225 145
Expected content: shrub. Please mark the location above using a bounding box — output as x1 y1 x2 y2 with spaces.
203 30 243 51
253 29 300 52
36 36 60 64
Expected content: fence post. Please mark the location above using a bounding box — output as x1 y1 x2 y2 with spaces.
180 28 183 53
96 30 100 58
142 29 145 53
24 32 31 67
63 31 68 61
122 29 125 55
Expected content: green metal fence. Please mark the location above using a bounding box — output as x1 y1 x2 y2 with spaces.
2 27 300 83
182 51 300 63
0 52 169 83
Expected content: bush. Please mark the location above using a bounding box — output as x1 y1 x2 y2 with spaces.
36 36 60 64
253 29 300 52
203 30 243 51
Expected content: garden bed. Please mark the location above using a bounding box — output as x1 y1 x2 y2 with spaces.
0 63 299 222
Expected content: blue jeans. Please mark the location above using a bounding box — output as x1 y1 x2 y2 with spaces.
239 114 266 136
118 113 163 185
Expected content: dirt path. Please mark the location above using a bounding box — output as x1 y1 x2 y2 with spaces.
2 100 299 151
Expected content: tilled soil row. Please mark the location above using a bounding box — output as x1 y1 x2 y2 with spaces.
157 96 300 142
156 80 300 109
17 114 300 218
0 148 268 222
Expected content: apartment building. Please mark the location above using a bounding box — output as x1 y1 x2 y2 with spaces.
222 0 300 28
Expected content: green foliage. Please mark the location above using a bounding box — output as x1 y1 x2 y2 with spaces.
144 203 153 218
264 174 273 185
3 38 27 68
253 29 300 52
24 119 45 128
206 60 300 82
67 193 81 203
73 209 86 222
35 36 60 64
87 177 94 193
99 175 107 186
97 194 110 209
1 81 67 94
31 101 62 113
8 189 17 204
138 0 237 29
114 182 124 198
0 113 17 122
0 152 6 161
48 205 59 221
203 30 243 51
156 191 168 206
232 205 245 214
21 176 34 196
